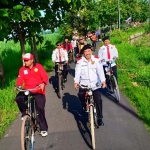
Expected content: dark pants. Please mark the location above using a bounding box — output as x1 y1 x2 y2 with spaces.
55 64 68 79
78 88 103 119
103 65 118 82
92 40 96 51
16 92 48 131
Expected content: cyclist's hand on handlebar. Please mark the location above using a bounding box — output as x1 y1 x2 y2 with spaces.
101 82 106 89
14 86 21 92
74 83 79 90
39 83 45 92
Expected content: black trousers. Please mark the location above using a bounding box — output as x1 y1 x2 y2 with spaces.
55 64 68 78
16 92 48 131
78 88 103 119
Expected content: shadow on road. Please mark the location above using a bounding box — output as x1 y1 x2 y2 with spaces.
100 88 140 121
68 68 75 77
49 76 61 98
62 92 93 149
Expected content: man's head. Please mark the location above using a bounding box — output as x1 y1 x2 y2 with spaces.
102 36 110 46
64 36 69 42
81 44 92 60
56 41 62 49
22 53 34 67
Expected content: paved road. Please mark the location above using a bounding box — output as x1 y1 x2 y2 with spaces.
0 47 150 150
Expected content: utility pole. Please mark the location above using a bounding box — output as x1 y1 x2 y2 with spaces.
118 0 120 30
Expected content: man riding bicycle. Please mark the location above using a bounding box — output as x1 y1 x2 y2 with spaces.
52 41 68 82
15 53 48 137
98 36 119 81
74 44 106 126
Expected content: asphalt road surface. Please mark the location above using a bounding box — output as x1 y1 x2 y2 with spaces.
0 45 150 150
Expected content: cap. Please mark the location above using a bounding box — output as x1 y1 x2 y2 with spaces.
22 53 34 60
80 44 92 54
102 36 110 42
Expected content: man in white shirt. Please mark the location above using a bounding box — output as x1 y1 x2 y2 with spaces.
52 41 68 82
98 36 119 81
74 44 106 125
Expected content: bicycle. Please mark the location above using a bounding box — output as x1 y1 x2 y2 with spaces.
80 84 102 150
15 86 40 150
103 59 120 102
55 62 66 99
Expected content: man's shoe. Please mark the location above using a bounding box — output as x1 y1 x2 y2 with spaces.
98 119 104 126
41 131 48 137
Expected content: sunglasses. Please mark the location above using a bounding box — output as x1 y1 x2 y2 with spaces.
79 39 83 40
57 44 61 46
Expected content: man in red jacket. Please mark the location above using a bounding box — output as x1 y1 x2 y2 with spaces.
15 53 48 137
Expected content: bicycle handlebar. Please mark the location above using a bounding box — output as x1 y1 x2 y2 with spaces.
79 83 100 89
15 85 41 95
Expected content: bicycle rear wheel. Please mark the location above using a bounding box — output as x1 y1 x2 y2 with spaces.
58 75 62 99
90 106 96 150
111 76 120 102
21 115 34 150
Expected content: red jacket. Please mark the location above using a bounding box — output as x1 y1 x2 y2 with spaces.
62 42 73 51
16 63 48 94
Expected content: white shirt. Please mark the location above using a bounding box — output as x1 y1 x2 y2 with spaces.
52 48 68 62
74 55 106 90
98 44 118 67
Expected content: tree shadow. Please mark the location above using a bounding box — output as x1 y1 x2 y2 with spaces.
62 92 93 149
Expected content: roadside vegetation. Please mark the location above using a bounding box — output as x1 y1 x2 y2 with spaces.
0 33 61 138
111 23 150 132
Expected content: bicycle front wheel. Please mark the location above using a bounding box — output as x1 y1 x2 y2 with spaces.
21 115 34 150
111 76 120 102
90 106 96 150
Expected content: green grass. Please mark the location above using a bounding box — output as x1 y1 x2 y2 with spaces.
111 24 150 132
0 33 61 138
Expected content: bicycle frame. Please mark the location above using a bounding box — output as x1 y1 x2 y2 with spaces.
55 62 66 98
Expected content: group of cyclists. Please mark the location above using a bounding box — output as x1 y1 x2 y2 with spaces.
14 31 119 137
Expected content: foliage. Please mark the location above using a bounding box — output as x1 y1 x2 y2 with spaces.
111 25 150 132
60 0 149 36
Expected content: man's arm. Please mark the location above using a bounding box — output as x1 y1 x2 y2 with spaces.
38 64 48 85
96 60 106 88
52 50 56 62
64 50 68 63
113 45 119 59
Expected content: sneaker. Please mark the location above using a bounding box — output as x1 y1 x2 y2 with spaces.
41 131 48 137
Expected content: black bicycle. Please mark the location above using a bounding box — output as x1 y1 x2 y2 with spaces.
16 86 40 150
103 59 120 102
55 62 66 99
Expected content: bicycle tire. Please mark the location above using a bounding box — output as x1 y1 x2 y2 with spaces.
90 106 96 150
58 74 62 99
21 115 34 150
112 76 120 102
